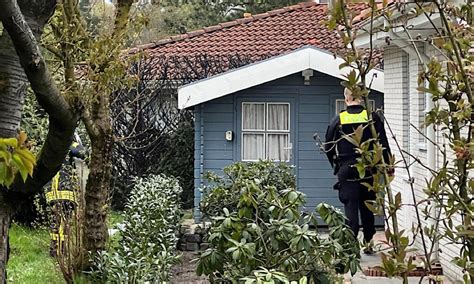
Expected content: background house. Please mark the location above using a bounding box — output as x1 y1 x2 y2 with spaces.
134 2 385 220
178 46 384 220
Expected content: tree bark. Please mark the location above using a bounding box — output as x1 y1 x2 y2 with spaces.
0 0 55 138
0 194 12 284
0 0 80 280
0 34 26 138
84 118 113 252
82 0 133 255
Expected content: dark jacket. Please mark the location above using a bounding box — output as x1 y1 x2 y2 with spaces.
324 105 392 181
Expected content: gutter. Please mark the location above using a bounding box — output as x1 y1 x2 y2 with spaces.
195 104 205 222
200 104 204 189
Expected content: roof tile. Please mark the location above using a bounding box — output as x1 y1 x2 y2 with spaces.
137 2 380 78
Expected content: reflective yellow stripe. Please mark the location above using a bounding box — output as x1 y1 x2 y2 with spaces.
46 190 76 203
47 172 77 203
50 232 66 241
52 173 59 192
339 110 369 125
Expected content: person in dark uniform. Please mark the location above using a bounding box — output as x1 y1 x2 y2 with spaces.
324 88 392 253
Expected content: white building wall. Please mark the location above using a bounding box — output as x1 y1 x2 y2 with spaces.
383 46 412 230
384 44 464 282
424 44 464 281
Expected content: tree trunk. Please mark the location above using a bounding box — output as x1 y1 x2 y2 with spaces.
0 193 12 284
84 120 113 253
0 0 60 280
0 34 27 138
0 0 53 138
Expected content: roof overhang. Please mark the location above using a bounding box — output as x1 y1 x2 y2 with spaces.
178 46 384 109
354 4 442 49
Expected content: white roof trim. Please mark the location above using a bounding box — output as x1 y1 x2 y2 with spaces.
178 46 384 109
354 10 441 49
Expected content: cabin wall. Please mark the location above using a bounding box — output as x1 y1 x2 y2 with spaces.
194 72 383 221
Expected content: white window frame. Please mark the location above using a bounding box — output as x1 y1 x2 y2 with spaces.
241 102 291 162
335 99 375 115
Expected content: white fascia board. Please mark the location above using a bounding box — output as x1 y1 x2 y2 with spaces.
178 48 310 109
355 12 441 49
178 46 384 109
354 31 388 49
308 50 384 92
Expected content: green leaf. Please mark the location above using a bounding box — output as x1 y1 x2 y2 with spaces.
11 154 28 182
288 191 298 202
0 163 7 183
364 200 378 214
0 138 18 148
356 164 366 179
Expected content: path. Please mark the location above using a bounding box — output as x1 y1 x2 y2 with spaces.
171 232 452 283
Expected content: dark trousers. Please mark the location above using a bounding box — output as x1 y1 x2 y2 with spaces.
338 179 376 242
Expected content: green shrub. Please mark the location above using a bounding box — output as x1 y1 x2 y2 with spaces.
200 161 296 219
197 161 360 283
91 174 182 282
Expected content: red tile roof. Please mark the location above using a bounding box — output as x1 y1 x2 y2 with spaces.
132 2 380 81
137 2 370 58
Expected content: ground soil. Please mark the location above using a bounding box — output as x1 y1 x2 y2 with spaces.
171 251 209 283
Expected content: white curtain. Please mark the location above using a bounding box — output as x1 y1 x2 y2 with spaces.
268 134 289 161
243 134 264 160
267 104 289 161
268 104 289 131
242 103 290 161
243 103 265 130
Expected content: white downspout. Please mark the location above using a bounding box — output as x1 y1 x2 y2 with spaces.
424 44 438 261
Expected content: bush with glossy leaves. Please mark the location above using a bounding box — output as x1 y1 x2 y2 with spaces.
91 174 182 282
197 161 360 283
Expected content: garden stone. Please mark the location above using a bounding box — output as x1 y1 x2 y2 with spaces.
186 243 200 251
185 233 201 243
180 225 193 235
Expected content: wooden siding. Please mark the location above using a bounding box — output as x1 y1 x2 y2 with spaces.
194 72 383 221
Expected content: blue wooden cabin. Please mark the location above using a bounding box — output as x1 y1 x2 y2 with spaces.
178 47 384 221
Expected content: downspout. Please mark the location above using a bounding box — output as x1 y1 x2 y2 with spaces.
197 104 204 221
200 104 204 189
390 34 438 260
424 43 438 261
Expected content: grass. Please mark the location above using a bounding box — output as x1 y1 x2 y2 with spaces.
7 224 64 284
7 210 125 284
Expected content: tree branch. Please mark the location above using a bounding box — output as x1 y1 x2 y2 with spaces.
0 0 79 196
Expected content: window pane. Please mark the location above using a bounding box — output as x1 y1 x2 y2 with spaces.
243 103 265 130
243 134 264 161
267 134 289 161
268 104 289 131
336 100 345 114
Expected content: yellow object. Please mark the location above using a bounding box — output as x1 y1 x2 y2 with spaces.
340 110 369 125
50 222 66 241
50 232 66 241
45 173 76 203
